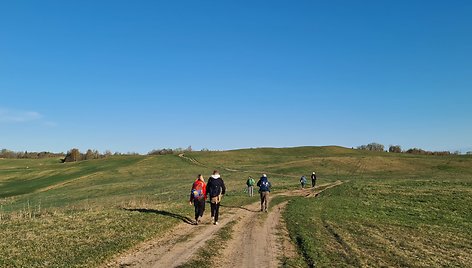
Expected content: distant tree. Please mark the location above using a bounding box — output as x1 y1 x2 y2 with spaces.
84 149 94 160
405 148 426 154
357 145 367 150
453 150 461 155
432 151 451 156
63 148 81 162
185 145 193 152
104 150 112 157
357 143 384 152
200 148 210 152
467 151 472 155
0 149 17 158
148 149 159 155
148 148 174 155
405 148 452 156
16 151 25 159
388 145 402 153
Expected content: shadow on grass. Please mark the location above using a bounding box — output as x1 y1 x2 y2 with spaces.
219 203 260 213
123 208 194 224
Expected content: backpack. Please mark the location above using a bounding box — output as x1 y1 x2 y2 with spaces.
207 178 222 197
247 178 255 186
192 182 205 200
259 177 270 191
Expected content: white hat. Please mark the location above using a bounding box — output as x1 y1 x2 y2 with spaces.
262 174 267 177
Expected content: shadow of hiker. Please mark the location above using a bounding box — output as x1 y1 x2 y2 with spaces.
123 208 194 224
219 204 260 213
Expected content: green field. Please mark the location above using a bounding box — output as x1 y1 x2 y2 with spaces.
1 146 471 267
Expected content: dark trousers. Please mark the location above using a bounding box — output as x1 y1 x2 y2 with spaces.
312 179 317 188
210 202 220 222
194 198 205 220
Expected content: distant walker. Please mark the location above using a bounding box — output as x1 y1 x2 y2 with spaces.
311 171 317 188
246 176 255 197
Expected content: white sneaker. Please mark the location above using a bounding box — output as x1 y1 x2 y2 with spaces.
214 221 218 225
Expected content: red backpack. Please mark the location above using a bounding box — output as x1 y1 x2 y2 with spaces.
192 181 205 200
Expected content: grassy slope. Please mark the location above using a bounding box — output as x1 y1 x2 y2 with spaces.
0 147 471 267
282 151 472 267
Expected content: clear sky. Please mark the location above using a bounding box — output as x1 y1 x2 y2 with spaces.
1 0 471 154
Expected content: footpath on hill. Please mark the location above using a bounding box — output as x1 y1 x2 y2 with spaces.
104 179 344 268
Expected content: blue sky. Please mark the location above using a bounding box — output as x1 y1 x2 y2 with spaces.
1 0 471 153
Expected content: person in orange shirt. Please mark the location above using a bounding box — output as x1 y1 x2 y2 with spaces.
189 174 207 225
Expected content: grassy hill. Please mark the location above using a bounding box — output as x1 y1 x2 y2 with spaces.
0 146 471 267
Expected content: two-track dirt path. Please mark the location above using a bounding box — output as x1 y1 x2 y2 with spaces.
104 181 344 268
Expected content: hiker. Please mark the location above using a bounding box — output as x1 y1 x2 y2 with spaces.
257 174 271 212
189 174 207 225
206 170 226 225
246 176 255 197
311 171 317 188
300 176 307 188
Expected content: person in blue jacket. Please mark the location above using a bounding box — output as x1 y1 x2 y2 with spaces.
257 174 271 212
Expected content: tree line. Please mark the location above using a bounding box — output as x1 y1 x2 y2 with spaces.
61 149 113 162
357 143 468 155
147 146 194 155
0 145 210 162
0 149 64 159
0 148 117 162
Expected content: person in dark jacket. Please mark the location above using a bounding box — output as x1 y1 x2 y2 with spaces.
206 170 226 225
257 174 271 212
311 171 317 188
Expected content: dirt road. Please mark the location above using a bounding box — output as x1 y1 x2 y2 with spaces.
104 181 343 268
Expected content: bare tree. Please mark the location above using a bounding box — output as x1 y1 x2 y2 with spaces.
84 149 94 160
389 145 402 153
357 143 384 152
63 148 82 162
